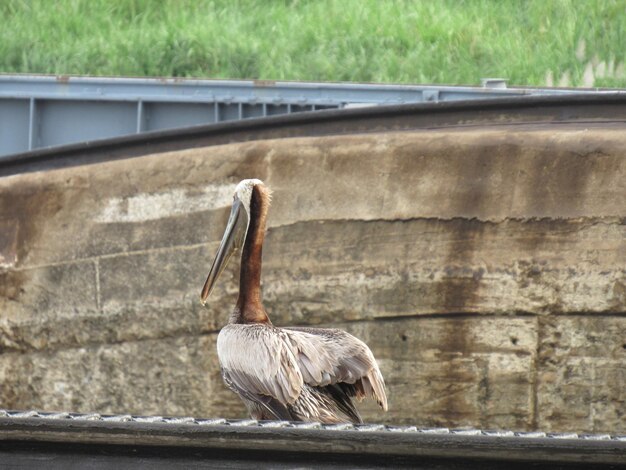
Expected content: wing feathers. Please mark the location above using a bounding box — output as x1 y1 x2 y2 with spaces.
222 368 295 420
218 324 302 405
284 326 388 411
217 323 388 421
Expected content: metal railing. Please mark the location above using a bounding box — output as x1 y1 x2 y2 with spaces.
1 410 625 468
1 74 619 158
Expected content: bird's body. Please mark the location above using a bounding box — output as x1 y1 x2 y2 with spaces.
201 179 387 423
217 323 386 423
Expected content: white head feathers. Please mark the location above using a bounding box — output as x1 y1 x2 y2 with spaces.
234 179 265 216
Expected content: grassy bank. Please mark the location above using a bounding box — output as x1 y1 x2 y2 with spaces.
0 0 624 87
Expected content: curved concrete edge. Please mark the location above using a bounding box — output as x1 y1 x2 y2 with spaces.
3 93 626 176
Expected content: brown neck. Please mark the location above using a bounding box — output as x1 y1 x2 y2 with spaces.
234 185 271 324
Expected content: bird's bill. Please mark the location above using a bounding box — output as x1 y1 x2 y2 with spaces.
200 198 248 305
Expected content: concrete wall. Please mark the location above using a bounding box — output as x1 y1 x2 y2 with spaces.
0 125 624 433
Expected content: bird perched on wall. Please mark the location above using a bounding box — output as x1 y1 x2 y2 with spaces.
201 179 387 424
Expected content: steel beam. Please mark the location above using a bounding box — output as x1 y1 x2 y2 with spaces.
1 74 621 157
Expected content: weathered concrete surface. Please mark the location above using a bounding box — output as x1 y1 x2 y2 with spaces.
0 124 624 433
0 334 230 417
341 317 538 430
537 316 626 433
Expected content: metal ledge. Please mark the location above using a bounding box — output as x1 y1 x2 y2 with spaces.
0 75 593 104
6 74 608 158
1 410 625 468
3 93 626 178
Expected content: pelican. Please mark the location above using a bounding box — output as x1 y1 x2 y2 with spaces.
200 179 387 423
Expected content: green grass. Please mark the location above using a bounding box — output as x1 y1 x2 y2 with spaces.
1 0 625 87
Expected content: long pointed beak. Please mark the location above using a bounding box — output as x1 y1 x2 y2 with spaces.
200 198 248 305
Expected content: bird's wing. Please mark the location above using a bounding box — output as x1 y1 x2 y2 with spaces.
220 368 295 420
283 327 388 411
217 324 303 407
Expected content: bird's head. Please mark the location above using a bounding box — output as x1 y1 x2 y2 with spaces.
200 179 266 305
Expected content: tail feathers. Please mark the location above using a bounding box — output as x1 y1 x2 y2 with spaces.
325 383 363 424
